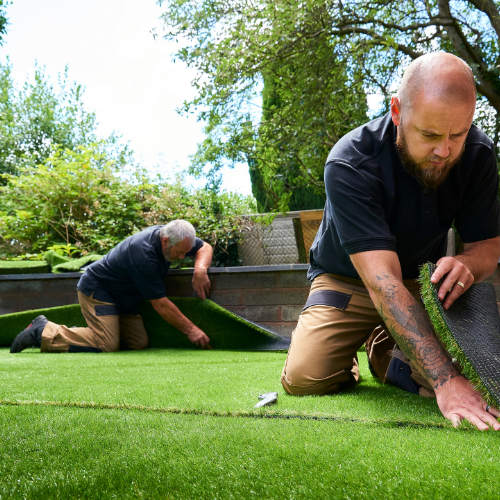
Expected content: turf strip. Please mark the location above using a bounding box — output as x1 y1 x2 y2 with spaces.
0 349 449 426
0 301 288 350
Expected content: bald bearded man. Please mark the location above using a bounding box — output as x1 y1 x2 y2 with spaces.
281 52 500 430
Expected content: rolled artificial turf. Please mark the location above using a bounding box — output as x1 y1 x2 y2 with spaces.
0 299 289 350
419 262 500 407
0 253 102 276
52 255 102 273
0 260 49 274
42 250 103 273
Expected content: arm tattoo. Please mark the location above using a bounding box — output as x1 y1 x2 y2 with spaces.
374 275 458 390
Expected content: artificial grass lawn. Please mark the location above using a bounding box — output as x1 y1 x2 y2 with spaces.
0 260 49 274
2 349 500 498
0 349 463 426
2 405 500 500
0 301 286 350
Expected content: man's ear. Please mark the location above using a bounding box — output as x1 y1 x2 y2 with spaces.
390 96 401 126
162 236 169 248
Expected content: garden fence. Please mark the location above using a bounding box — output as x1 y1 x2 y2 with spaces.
236 210 324 266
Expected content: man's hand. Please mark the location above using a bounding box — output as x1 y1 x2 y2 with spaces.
436 375 500 430
431 237 500 310
192 241 213 300
431 256 474 310
151 296 211 348
186 325 211 349
192 270 211 300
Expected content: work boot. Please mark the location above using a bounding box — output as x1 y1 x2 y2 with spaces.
10 315 48 353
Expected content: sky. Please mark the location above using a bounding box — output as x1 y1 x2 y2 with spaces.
2 0 253 195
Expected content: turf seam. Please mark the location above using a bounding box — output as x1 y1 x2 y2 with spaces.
0 397 461 430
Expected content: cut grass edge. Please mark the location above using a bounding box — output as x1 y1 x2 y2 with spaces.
0 397 470 431
418 262 497 407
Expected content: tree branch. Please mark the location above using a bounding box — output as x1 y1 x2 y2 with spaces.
336 17 454 33
466 0 500 42
331 27 423 59
438 0 500 113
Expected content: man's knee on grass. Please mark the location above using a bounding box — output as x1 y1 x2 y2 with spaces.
100 337 120 353
132 337 149 350
281 365 355 396
120 337 149 351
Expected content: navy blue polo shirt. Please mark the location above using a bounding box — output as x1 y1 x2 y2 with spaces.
308 113 500 281
77 225 204 314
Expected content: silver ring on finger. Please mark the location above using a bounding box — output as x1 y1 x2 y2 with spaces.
486 405 491 414
457 281 465 291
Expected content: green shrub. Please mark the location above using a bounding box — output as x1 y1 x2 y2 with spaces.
0 145 256 265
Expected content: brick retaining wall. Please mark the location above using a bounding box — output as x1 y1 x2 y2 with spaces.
163 265 310 336
2 263 500 338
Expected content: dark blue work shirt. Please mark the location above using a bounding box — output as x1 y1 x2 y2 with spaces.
78 225 204 314
308 113 500 281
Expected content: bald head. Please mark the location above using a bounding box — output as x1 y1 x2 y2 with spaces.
398 52 476 112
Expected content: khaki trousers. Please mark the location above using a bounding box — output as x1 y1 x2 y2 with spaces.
281 273 434 396
41 291 149 353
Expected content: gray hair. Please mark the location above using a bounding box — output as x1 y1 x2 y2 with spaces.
160 220 196 247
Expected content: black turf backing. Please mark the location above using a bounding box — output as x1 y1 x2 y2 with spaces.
423 262 500 406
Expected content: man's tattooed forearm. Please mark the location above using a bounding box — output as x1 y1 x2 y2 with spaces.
374 281 458 387
374 274 398 300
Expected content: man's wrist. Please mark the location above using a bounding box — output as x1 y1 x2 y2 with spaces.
182 322 197 336
432 369 461 393
452 255 474 277
194 267 208 276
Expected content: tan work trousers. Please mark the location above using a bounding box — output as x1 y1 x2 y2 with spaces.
41 291 149 353
281 273 434 396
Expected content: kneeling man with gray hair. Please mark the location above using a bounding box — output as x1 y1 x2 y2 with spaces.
10 220 213 353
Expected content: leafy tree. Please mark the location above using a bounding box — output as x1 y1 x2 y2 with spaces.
0 62 126 182
159 0 369 211
303 0 500 154
249 74 336 212
159 0 500 206
0 0 8 45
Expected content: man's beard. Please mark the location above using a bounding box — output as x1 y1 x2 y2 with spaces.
163 246 175 262
395 122 465 190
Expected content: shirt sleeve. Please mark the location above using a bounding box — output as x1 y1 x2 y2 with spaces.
454 150 500 243
126 263 166 301
186 237 204 257
325 160 397 255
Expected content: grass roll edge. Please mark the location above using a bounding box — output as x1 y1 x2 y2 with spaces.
418 262 498 407
0 260 49 274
